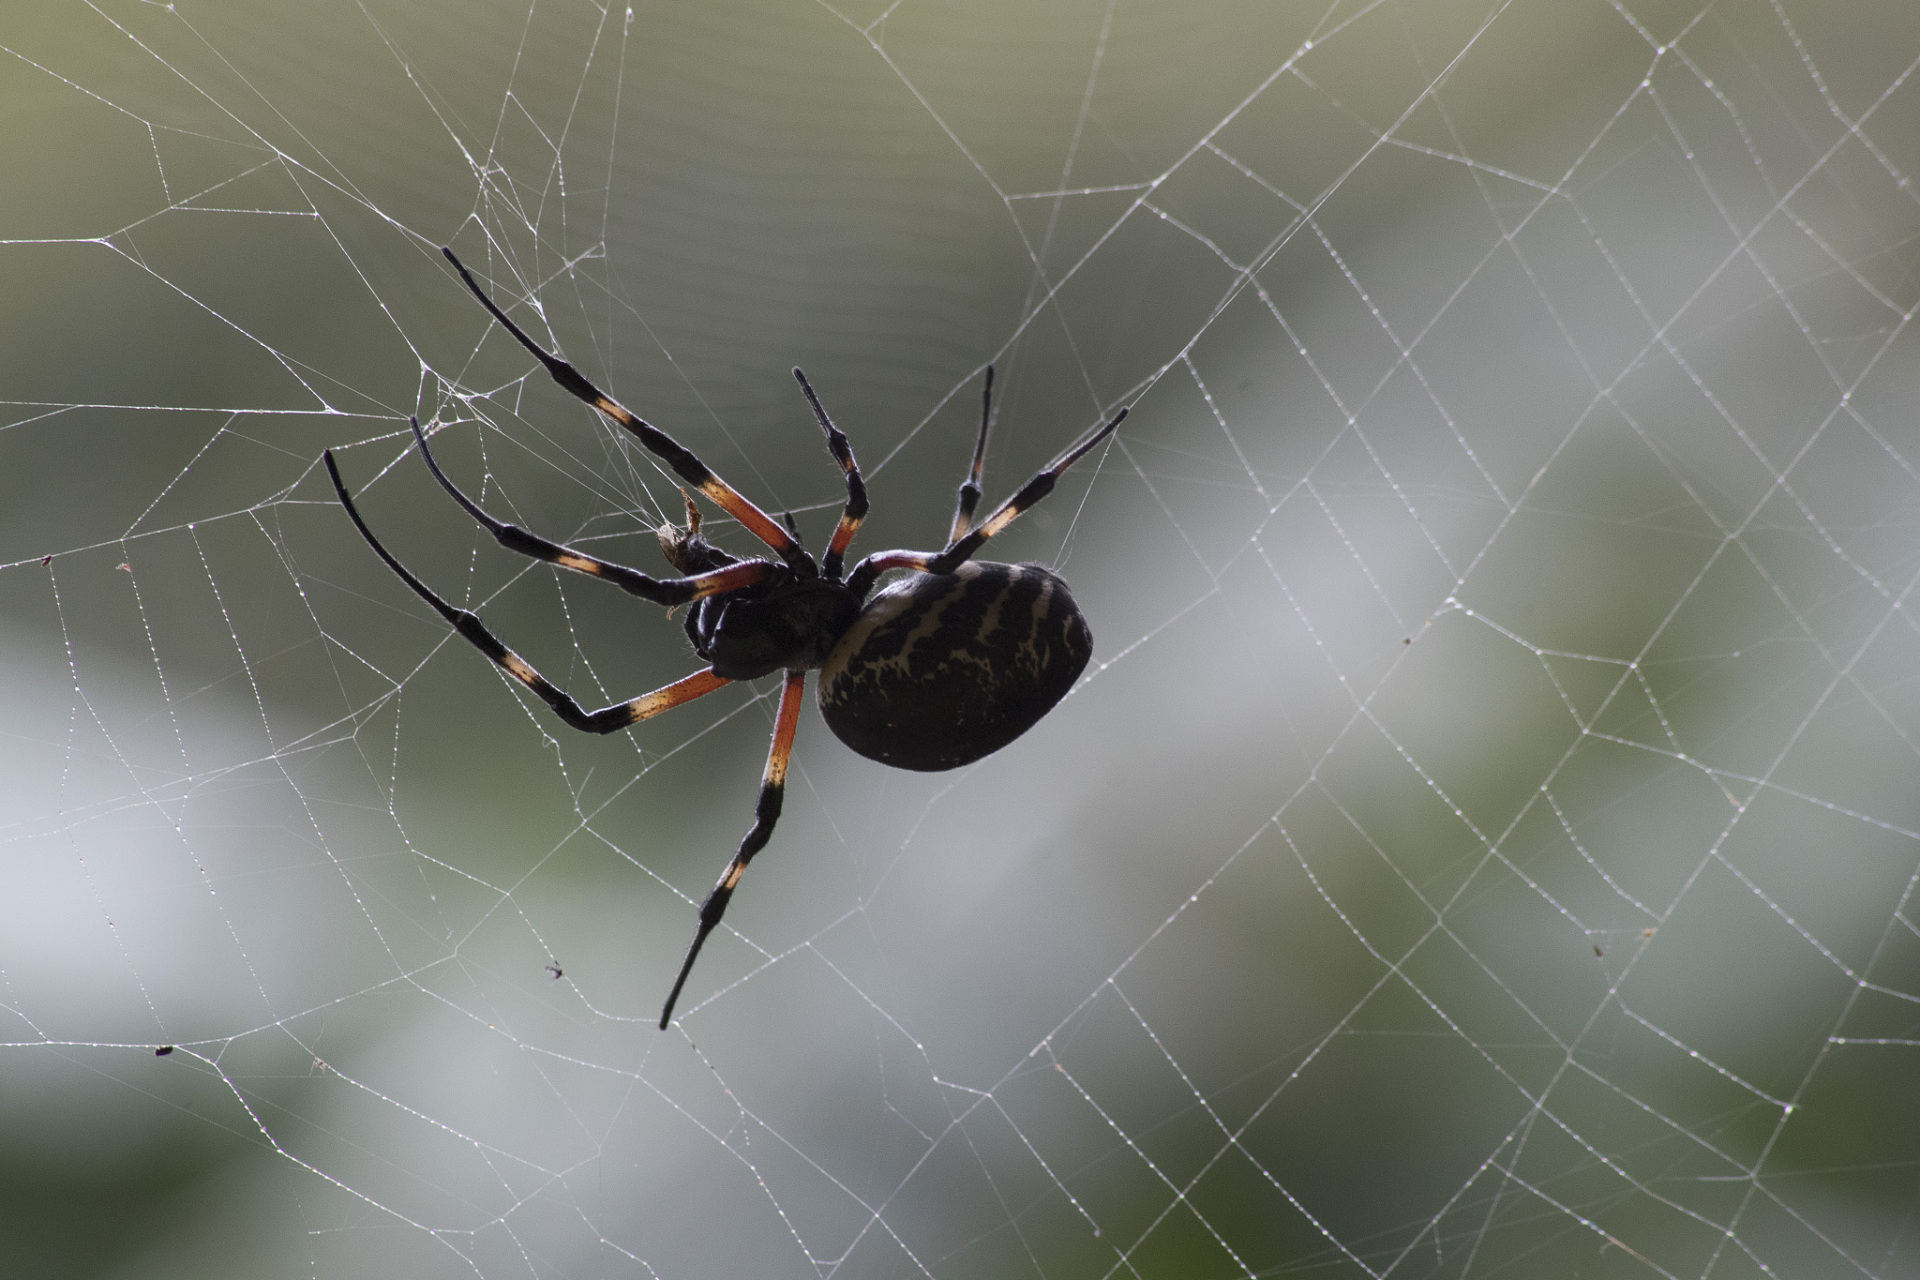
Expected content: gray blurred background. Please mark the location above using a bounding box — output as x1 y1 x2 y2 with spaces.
2 0 1917 1276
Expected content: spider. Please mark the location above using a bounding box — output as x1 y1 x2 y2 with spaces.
324 247 1126 1027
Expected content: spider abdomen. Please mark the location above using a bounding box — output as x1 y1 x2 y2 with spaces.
818 561 1092 771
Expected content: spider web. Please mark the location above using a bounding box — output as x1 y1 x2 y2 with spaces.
2 0 1918 1275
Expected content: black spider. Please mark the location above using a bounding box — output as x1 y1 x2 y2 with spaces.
324 247 1126 1026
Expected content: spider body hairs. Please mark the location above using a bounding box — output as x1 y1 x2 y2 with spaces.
323 247 1125 1027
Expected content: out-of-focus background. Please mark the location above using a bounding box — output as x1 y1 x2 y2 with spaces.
2 1 1917 1275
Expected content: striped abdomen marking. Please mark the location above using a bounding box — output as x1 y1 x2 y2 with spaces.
818 562 1092 771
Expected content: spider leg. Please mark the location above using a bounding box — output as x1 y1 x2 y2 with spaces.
659 667 806 1027
843 402 1128 598
441 247 816 576
948 365 993 543
406 417 772 605
790 368 867 579
327 450 733 732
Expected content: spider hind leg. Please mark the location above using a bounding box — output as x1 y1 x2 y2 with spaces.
842 399 1127 597
792 368 867 578
948 365 993 543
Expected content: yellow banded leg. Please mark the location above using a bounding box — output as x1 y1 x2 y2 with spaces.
659 668 807 1027
930 404 1128 573
791 368 868 578
948 366 993 543
441 248 811 572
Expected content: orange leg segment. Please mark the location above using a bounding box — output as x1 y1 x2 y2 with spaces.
659 668 807 1026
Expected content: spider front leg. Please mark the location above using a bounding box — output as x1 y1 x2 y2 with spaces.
406 417 772 605
659 667 806 1027
442 247 817 577
843 400 1128 597
325 449 736 733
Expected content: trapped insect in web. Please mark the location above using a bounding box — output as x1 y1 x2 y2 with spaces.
324 247 1126 1027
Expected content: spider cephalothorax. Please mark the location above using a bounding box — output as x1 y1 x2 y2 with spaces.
324 247 1125 1026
